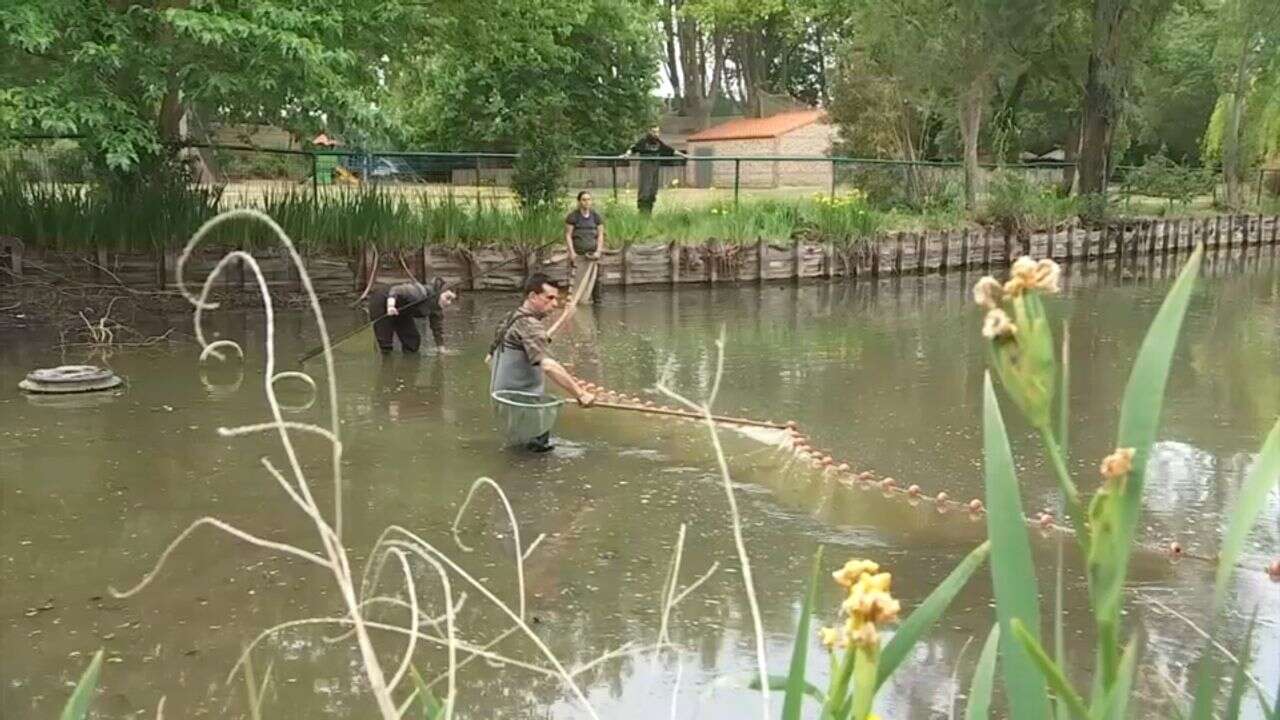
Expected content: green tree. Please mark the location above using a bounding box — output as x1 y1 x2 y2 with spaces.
390 0 658 153
1131 6 1219 164
850 0 1056 209
1076 0 1180 196
511 100 575 210
1201 0 1280 207
682 0 808 117
0 0 414 172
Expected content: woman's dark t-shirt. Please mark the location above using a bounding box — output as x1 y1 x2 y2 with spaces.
565 209 604 254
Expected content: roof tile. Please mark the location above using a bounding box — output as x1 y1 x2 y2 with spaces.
686 110 827 142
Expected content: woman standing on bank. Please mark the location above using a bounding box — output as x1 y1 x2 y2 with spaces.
564 191 605 304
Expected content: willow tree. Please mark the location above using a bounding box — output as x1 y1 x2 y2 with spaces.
1201 0 1280 207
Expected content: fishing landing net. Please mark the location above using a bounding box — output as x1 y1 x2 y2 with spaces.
491 390 564 445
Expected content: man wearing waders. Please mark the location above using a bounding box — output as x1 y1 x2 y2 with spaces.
626 126 682 214
488 274 595 452
565 191 605 304
369 278 457 354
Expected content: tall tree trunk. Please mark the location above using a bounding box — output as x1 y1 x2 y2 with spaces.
739 33 769 118
815 27 830 105
1222 39 1251 208
959 76 987 211
708 33 726 113
1060 119 1081 196
677 13 708 119
661 0 682 102
158 76 185 150
1078 0 1123 196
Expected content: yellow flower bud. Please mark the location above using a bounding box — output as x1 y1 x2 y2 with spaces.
832 559 880 588
1099 447 1135 481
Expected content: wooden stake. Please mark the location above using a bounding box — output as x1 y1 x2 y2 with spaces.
757 237 766 284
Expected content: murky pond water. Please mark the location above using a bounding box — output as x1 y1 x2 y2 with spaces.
2 255 1278 719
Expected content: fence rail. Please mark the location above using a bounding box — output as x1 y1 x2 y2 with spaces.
4 138 1277 216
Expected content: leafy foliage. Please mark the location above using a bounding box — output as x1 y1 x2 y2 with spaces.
0 0 415 170
1121 150 1215 206
389 0 658 153
511 102 575 211
979 170 1078 235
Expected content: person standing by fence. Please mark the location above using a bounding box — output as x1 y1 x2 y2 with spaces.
564 191 605 304
625 126 682 214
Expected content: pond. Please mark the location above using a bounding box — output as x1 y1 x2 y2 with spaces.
1 257 1277 719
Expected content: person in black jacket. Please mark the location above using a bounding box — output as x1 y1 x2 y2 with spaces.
626 126 684 214
368 278 457 354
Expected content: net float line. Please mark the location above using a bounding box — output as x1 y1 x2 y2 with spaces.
571 376 1278 582
588 400 788 429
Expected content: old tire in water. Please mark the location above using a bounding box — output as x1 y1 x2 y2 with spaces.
19 365 124 394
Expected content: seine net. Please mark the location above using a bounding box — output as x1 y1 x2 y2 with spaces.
491 390 564 444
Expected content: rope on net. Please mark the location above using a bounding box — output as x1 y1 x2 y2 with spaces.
568 375 1279 581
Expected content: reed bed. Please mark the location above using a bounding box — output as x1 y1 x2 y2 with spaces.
1 174 947 253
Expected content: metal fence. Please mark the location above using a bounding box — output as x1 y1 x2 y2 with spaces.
5 138 1277 213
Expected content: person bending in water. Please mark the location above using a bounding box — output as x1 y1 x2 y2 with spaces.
488 273 595 452
369 278 457 354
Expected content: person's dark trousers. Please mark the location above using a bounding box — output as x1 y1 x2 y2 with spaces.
591 272 603 304
638 196 655 214
369 287 422 354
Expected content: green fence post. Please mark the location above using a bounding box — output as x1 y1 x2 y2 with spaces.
734 158 740 208
1258 169 1265 207
474 155 482 205
612 160 619 203
311 152 318 207
830 159 837 200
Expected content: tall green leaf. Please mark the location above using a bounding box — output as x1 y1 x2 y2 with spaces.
1191 419 1279 720
1188 653 1218 720
1058 326 1070 454
1223 612 1259 720
60 650 104 720
410 666 445 720
982 374 1051 720
876 541 990 689
1212 419 1280 612
1106 245 1203 614
1011 620 1090 720
1053 539 1069 720
1100 634 1141 720
783 547 825 720
964 624 1001 720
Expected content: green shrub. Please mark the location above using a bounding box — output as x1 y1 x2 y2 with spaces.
979 170 1077 238
511 103 574 211
806 190 884 246
1122 150 1215 207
